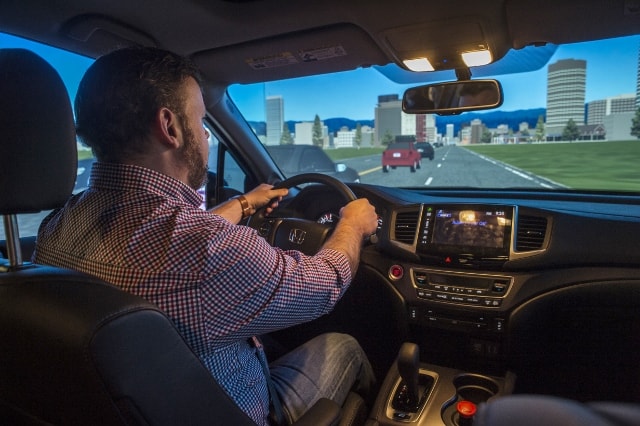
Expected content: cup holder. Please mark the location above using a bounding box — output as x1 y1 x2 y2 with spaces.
441 373 500 426
453 373 499 404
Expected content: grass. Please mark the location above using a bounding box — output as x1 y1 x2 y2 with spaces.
464 140 640 191
324 147 385 161
78 149 94 161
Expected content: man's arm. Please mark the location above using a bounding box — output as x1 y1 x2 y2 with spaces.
209 184 288 224
321 198 378 275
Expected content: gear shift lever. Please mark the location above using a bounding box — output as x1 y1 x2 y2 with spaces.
397 342 420 410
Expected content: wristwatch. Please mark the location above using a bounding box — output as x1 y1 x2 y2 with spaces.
234 195 251 219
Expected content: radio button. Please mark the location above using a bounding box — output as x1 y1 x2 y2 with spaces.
482 298 502 307
417 290 433 299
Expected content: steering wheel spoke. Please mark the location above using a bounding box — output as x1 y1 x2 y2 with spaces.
273 218 333 254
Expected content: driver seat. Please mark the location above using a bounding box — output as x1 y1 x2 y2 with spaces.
0 48 340 425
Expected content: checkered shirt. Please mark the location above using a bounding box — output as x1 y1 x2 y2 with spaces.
33 162 352 424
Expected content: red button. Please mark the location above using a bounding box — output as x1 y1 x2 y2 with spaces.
457 400 477 418
389 265 404 279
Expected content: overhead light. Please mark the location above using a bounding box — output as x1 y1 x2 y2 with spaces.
461 49 492 67
402 57 435 72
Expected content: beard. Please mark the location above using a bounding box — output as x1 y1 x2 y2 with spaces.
178 120 208 191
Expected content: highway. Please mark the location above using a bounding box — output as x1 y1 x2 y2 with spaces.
343 145 563 189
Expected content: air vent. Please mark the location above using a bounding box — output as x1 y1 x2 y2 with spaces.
394 210 419 244
516 215 548 251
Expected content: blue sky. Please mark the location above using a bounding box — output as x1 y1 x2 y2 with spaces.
2 31 638 122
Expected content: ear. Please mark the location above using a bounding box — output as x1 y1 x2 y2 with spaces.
154 107 182 149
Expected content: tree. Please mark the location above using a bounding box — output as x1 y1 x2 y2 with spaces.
381 130 394 146
279 122 293 145
535 115 545 142
562 118 580 141
631 108 640 139
481 127 492 143
312 114 324 147
354 123 362 149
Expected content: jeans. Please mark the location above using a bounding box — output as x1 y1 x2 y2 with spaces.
269 333 375 424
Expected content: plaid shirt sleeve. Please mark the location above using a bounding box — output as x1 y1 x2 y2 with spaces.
198 220 352 345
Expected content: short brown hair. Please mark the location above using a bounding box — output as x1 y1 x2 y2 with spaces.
75 46 201 162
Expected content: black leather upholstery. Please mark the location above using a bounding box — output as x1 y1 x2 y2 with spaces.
0 49 76 214
0 267 256 425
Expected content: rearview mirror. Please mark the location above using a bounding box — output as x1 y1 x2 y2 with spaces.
402 79 503 115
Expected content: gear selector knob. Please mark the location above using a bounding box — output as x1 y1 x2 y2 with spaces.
397 342 420 407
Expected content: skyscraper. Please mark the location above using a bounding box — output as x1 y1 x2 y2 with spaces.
375 94 417 145
636 43 640 109
546 59 586 137
587 94 637 125
374 94 402 145
265 95 284 146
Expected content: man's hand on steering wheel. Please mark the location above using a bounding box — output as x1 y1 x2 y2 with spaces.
244 173 377 255
242 184 288 217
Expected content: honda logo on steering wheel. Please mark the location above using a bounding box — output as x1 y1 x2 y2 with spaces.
288 229 306 245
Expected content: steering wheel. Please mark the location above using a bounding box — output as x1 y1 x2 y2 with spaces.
246 173 356 255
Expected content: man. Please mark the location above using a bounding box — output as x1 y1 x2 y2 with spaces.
33 47 378 425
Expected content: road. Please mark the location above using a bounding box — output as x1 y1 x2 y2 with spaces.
343 145 562 189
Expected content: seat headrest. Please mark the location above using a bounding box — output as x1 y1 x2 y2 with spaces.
0 48 77 215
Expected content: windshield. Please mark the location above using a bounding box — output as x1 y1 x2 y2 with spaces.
229 35 640 193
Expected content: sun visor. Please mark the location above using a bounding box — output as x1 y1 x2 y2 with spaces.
192 24 389 85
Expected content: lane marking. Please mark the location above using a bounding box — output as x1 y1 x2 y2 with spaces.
424 177 433 185
359 166 382 176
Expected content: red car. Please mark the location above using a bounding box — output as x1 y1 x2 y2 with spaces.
382 141 422 173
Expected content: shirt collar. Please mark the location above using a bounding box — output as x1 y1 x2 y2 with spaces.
89 162 204 207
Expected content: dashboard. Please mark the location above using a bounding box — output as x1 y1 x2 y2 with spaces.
276 181 640 400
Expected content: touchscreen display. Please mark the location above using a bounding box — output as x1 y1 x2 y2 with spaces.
418 205 512 256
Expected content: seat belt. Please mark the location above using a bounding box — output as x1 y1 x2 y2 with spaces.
251 336 285 425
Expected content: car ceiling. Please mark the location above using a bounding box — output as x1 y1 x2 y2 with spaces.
1 0 639 88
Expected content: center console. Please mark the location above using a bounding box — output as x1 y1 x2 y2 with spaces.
369 343 515 425
367 204 522 424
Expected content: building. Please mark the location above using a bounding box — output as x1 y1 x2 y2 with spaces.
546 59 586 137
416 114 437 142
375 95 401 145
360 125 375 147
374 94 418 145
445 123 454 143
603 113 635 140
265 95 284 145
587 94 636 140
335 127 355 148
470 119 484 144
587 94 636 125
294 122 314 145
636 44 640 109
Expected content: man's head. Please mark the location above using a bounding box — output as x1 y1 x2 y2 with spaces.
75 46 209 189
